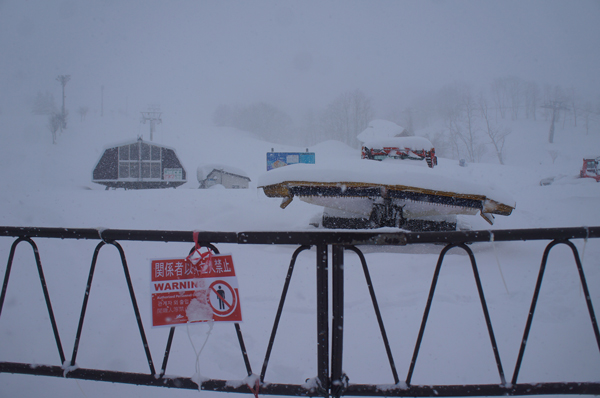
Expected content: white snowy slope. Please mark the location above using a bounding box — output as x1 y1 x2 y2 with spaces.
0 112 599 398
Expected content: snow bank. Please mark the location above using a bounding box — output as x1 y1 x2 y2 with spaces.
357 119 407 142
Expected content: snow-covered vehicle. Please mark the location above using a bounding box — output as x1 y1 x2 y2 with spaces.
580 157 600 182
259 120 515 231
259 159 515 231
361 136 437 168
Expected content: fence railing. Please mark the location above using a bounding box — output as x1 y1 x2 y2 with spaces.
1 226 599 397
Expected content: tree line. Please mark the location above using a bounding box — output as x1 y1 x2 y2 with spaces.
31 73 598 157
212 89 375 149
404 78 599 163
31 75 76 144
212 76 599 164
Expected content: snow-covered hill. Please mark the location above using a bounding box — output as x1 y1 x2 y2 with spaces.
0 111 599 397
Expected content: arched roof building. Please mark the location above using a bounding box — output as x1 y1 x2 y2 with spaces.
92 138 187 189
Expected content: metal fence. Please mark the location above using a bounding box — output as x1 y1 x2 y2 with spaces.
0 226 599 397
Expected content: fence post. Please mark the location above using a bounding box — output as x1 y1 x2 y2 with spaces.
316 244 329 397
331 245 346 397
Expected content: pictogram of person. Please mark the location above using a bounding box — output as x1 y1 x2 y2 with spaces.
216 285 226 310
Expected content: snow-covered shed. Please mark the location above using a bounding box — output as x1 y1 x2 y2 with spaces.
92 137 187 189
197 164 251 189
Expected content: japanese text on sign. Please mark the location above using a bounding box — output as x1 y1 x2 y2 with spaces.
150 254 242 327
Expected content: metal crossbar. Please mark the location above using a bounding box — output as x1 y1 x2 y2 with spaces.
0 226 599 397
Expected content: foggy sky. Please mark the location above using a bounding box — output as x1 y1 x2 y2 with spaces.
1 0 599 126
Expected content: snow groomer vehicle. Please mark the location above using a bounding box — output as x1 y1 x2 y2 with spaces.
259 120 515 231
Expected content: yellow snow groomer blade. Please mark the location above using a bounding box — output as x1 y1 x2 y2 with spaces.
261 181 514 224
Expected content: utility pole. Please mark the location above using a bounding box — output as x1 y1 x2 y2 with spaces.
56 75 71 130
541 101 569 143
141 105 162 141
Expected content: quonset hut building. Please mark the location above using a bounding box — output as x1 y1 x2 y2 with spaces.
92 138 187 189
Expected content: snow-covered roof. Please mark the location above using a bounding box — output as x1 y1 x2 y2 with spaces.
357 119 407 142
362 136 433 151
197 164 250 182
100 137 179 152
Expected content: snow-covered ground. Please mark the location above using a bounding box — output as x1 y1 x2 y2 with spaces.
0 111 599 397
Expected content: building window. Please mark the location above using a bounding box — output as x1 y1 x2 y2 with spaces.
130 162 140 178
118 142 163 180
151 162 161 178
141 143 150 160
151 145 161 160
119 146 129 160
119 162 129 178
141 162 151 178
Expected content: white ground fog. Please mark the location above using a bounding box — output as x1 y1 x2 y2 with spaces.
0 112 599 397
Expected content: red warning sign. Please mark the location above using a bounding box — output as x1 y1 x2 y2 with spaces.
150 254 242 327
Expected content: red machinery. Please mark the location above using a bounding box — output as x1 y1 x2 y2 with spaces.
361 136 437 168
580 157 600 182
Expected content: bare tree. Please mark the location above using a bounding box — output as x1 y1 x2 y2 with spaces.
569 86 578 127
320 89 374 148
445 86 485 162
77 106 89 122
506 76 523 120
541 84 553 121
479 94 510 164
541 85 569 143
524 81 540 120
48 112 62 144
490 76 524 120
541 101 569 144
490 78 509 119
581 101 596 135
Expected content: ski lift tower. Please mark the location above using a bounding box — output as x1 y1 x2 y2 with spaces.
141 105 162 141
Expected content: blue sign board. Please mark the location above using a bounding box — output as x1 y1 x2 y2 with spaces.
266 152 315 171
